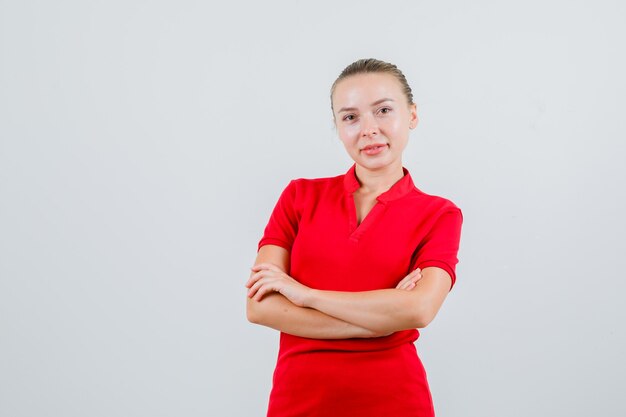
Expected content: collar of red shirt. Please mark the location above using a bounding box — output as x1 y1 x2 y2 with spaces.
343 163 416 202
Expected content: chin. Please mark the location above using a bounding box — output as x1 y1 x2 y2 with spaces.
356 157 395 171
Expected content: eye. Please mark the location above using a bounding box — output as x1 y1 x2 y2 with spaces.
342 114 356 122
378 107 392 115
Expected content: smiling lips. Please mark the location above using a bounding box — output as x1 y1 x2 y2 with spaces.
361 143 388 156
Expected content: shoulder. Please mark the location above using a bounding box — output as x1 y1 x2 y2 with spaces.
284 171 345 195
405 185 463 219
290 171 344 186
271 171 345 212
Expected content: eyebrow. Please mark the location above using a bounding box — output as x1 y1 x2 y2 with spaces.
337 98 395 113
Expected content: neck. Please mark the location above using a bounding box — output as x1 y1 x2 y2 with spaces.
353 161 405 195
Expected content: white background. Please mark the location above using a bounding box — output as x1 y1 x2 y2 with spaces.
1 1 625 416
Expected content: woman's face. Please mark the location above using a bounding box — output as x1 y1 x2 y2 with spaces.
332 72 417 172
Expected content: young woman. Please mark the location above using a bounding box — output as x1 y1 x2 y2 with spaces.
246 58 463 417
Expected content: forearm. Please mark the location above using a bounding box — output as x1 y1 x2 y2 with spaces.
305 288 426 335
247 292 385 339
302 267 451 334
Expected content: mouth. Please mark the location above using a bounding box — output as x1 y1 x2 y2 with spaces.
361 143 388 156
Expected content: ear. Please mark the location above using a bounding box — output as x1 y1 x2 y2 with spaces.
409 103 418 129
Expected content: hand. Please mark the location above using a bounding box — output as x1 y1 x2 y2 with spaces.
246 263 312 307
395 268 422 291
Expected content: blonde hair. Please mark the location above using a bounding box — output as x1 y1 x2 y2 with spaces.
330 58 414 113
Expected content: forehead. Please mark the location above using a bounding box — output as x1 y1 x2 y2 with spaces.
332 72 404 108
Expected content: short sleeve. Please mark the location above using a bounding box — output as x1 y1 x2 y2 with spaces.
257 180 300 253
410 208 463 291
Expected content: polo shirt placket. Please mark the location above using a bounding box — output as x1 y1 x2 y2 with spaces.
343 164 416 243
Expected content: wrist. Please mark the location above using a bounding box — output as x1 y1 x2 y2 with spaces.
304 288 320 309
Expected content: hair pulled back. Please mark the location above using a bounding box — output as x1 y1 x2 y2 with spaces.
330 58 414 113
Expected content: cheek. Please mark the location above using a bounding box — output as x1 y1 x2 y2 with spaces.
389 120 410 140
388 117 405 132
338 124 360 143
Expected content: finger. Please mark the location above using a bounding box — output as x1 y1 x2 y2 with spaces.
245 272 259 288
406 268 421 280
396 276 410 289
396 268 422 289
400 278 418 290
248 270 285 297
401 272 424 290
251 263 281 272
397 277 414 290
410 268 422 280
246 271 257 287
247 275 272 298
245 269 271 288
253 282 278 302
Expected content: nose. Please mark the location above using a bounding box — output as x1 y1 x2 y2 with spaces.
360 114 379 137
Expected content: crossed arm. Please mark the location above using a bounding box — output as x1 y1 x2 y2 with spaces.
245 244 452 339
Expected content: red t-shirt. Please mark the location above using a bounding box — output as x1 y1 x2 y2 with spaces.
258 163 463 417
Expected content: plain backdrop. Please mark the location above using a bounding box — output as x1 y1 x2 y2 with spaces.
1 1 625 416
